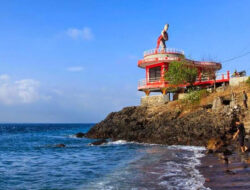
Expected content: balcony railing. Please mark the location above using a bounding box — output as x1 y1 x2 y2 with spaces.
138 79 146 88
143 48 185 57
197 72 230 82
138 72 230 89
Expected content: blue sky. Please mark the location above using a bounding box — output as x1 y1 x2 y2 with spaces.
0 0 250 122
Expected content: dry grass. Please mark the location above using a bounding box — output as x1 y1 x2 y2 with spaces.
145 82 250 118
173 82 250 116
200 83 250 106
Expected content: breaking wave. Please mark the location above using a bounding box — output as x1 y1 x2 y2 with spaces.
81 144 209 190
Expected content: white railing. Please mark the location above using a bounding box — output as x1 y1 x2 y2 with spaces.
148 77 161 83
215 72 229 80
138 79 146 88
144 48 185 57
196 72 229 82
138 78 164 88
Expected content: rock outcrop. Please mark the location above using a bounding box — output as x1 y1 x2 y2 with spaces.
89 139 107 146
75 132 85 138
55 144 66 148
86 105 235 146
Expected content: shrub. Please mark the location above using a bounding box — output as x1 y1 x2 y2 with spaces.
181 89 209 106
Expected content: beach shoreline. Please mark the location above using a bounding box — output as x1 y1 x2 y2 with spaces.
84 85 250 189
199 151 250 190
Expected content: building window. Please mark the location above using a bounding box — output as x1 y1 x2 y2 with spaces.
149 66 161 82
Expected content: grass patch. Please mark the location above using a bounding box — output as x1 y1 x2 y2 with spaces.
181 89 209 108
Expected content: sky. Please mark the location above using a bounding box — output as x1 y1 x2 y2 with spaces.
0 0 250 123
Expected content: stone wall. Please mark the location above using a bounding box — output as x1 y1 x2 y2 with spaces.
178 93 188 100
229 76 248 86
141 94 170 106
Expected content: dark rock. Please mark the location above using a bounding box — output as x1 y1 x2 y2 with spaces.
223 149 233 156
207 138 224 152
86 105 234 146
203 104 213 110
225 169 236 175
75 132 85 138
89 139 107 146
55 144 66 148
206 149 214 154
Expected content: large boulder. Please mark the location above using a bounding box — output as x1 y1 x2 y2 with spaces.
207 138 223 152
75 132 85 138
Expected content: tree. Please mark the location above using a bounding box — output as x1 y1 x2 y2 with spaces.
165 61 198 87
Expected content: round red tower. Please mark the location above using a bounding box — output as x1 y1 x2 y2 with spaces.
138 48 229 96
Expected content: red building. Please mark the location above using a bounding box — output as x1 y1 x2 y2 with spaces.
138 48 230 96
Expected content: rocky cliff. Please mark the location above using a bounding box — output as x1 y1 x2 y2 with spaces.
86 103 237 146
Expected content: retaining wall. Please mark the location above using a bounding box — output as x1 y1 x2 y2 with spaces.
141 94 170 106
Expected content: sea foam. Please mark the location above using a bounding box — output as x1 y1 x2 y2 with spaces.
81 144 209 190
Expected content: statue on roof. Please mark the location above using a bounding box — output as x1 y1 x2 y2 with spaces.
156 24 169 52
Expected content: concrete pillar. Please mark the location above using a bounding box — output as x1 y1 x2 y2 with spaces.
161 88 167 95
144 90 150 96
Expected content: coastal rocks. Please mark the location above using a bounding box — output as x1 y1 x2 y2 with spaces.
55 144 66 148
75 132 85 138
89 139 107 146
202 104 213 110
207 138 224 152
86 105 234 146
45 144 66 148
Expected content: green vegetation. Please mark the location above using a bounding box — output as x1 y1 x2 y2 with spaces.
165 61 198 87
181 89 209 106
165 61 210 108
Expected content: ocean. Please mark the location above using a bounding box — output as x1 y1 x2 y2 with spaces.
0 124 208 190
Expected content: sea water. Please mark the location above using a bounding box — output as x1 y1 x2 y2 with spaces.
0 124 209 190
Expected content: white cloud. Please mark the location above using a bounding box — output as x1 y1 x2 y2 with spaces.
15 79 40 103
67 66 84 72
0 74 10 81
0 75 41 105
66 27 94 40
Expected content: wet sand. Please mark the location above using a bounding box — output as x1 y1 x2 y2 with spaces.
199 151 250 190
